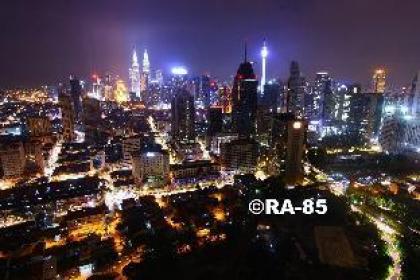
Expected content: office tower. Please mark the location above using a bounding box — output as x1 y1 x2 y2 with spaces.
262 81 282 113
372 69 386 94
104 73 114 101
335 83 352 124
122 135 142 167
260 39 268 96
379 104 420 153
208 106 223 136
59 92 75 142
336 85 383 141
220 138 258 174
132 147 170 185
91 74 102 100
201 74 211 108
232 47 258 138
314 72 336 133
82 97 102 143
171 89 196 143
140 49 150 95
129 47 141 98
69 76 83 120
155 70 164 86
218 85 232 113
287 61 306 118
0 141 25 178
285 120 306 185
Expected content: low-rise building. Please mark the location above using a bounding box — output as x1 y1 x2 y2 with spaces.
220 138 258 174
0 141 26 178
170 160 219 181
132 148 170 185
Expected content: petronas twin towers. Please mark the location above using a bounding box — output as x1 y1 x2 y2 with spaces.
129 47 150 98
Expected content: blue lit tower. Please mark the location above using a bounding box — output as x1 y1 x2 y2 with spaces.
260 39 268 96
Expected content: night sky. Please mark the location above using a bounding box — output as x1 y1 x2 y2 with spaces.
1 0 420 88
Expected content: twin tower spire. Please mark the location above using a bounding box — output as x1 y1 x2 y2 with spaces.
130 46 150 98
132 46 149 73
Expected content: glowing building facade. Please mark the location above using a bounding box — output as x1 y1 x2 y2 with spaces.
140 49 150 95
129 48 141 97
372 69 386 94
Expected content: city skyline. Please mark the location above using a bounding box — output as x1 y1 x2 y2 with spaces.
1 2 420 280
2 0 420 87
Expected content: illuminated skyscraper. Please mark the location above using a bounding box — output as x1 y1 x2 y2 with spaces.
129 47 141 97
232 45 258 138
140 49 150 94
155 69 164 86
260 39 268 96
143 49 150 73
315 72 334 127
372 69 386 94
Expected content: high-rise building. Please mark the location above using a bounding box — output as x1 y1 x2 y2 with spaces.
379 104 420 153
140 49 150 95
260 39 268 96
129 47 141 98
262 81 282 114
59 92 75 142
90 74 103 100
287 61 306 118
82 97 102 144
232 47 258 138
285 120 306 185
218 85 232 113
207 106 223 136
372 69 386 94
155 69 164 86
171 89 196 143
0 141 26 178
313 72 333 122
348 90 384 140
69 76 83 120
200 74 211 108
